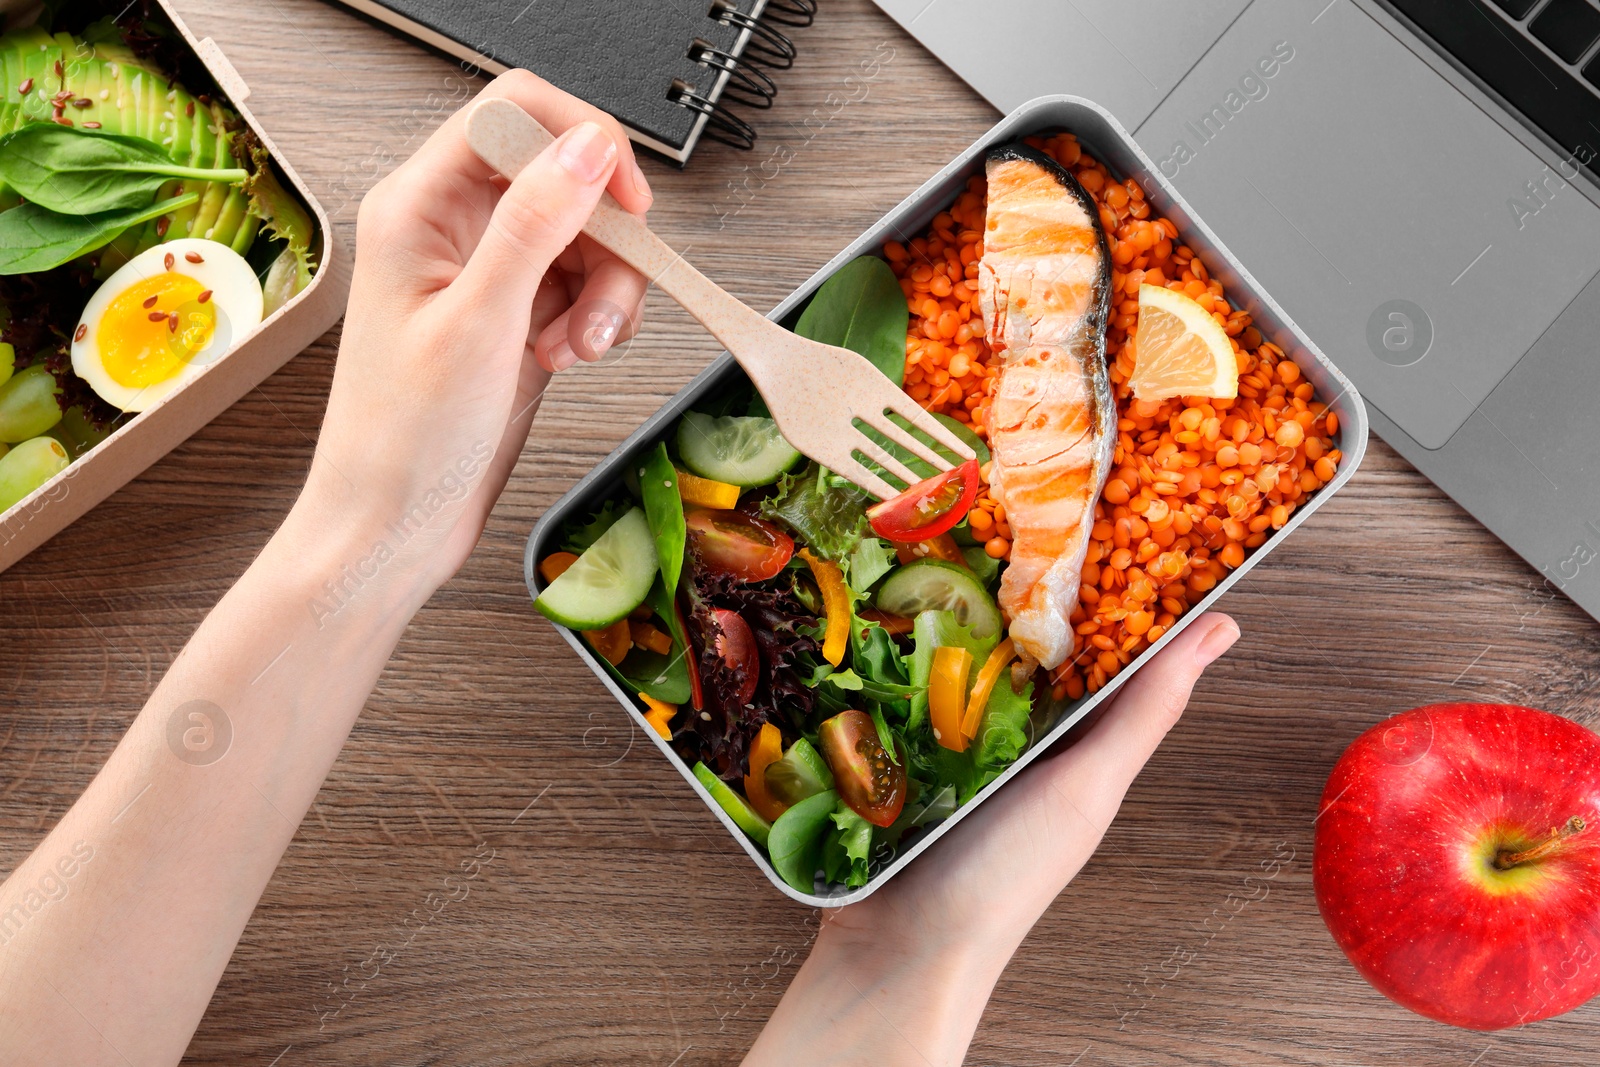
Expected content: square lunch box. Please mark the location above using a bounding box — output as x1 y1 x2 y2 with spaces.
0 0 347 571
525 95 1369 907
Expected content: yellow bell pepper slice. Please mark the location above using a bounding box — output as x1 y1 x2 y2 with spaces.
929 645 973 752
743 722 789 821
962 638 1017 740
640 692 678 739
676 469 741 510
799 549 851 667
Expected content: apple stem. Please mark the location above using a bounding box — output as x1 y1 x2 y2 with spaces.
1494 816 1587 870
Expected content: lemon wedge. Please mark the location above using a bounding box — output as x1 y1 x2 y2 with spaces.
1129 283 1239 401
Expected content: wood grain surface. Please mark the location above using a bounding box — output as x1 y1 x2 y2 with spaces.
3 1 1599 1063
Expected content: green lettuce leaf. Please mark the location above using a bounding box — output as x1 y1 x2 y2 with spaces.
971 677 1034 773
560 498 629 553
844 536 896 593
905 610 998 734
759 462 872 562
821 800 875 888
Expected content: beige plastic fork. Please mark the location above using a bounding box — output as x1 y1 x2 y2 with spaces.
465 97 975 500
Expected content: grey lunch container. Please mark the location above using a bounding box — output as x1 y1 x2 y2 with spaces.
523 95 1369 907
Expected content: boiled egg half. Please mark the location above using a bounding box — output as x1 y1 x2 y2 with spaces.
71 238 265 412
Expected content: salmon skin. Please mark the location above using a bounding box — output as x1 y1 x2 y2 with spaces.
978 143 1115 672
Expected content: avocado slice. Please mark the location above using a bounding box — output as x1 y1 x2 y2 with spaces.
693 762 771 848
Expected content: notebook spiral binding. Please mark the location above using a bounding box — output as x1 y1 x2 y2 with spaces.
669 0 812 151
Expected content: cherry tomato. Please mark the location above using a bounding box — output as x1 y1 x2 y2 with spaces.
818 710 907 828
711 608 759 707
685 508 795 583
867 459 981 542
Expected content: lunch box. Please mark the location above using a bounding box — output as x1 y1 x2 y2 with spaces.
524 95 1369 907
0 0 348 572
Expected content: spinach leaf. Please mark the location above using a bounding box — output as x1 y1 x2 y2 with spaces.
821 801 875 888
0 191 200 275
639 442 685 599
759 462 871 562
768 789 839 892
795 256 910 385
0 125 247 214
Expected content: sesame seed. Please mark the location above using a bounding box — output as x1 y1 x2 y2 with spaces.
82 121 100 129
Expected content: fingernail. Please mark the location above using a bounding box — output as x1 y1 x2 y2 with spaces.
548 338 578 371
630 159 653 203
555 122 616 183
1194 617 1240 669
570 305 627 361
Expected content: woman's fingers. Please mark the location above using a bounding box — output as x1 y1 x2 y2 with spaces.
1068 613 1239 783
532 246 648 370
451 121 619 320
397 69 652 217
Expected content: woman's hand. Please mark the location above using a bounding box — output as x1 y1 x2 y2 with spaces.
306 70 653 592
745 613 1241 1067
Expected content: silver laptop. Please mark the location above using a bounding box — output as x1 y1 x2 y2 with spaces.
875 0 1600 620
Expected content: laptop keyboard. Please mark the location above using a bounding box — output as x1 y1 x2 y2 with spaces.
1385 0 1600 181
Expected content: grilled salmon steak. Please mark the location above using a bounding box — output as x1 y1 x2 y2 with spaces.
978 144 1115 671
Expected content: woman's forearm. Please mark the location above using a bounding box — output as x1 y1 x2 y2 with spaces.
743 923 1017 1067
0 491 428 1066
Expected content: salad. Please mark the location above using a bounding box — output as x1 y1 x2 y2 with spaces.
0 1 317 515
534 131 1344 893
535 253 1036 894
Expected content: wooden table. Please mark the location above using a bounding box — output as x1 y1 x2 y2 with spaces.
4 1 1599 1063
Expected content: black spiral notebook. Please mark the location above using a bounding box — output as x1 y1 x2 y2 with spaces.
326 0 811 164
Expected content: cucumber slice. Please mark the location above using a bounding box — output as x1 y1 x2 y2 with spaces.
694 762 772 848
534 507 657 630
677 411 800 487
764 737 835 806
877 559 1002 639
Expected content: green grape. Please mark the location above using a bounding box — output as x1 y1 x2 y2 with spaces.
49 405 110 459
0 364 62 443
0 436 68 512
0 341 13 388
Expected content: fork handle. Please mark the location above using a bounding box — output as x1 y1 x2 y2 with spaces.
465 98 774 356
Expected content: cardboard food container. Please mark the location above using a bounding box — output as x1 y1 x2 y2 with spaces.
0 0 347 570
525 96 1370 906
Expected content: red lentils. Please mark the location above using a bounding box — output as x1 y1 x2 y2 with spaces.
886 132 1342 697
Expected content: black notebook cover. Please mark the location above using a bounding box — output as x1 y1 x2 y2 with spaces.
330 0 771 162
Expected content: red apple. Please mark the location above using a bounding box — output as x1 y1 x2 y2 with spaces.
1314 703 1600 1030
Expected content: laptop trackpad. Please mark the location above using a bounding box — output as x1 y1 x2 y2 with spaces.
1134 0 1600 449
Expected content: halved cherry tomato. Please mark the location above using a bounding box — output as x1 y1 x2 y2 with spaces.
685 509 794 582
711 608 759 707
818 710 907 828
892 532 967 567
867 459 981 542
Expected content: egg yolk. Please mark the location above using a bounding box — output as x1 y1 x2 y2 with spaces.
95 272 218 388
